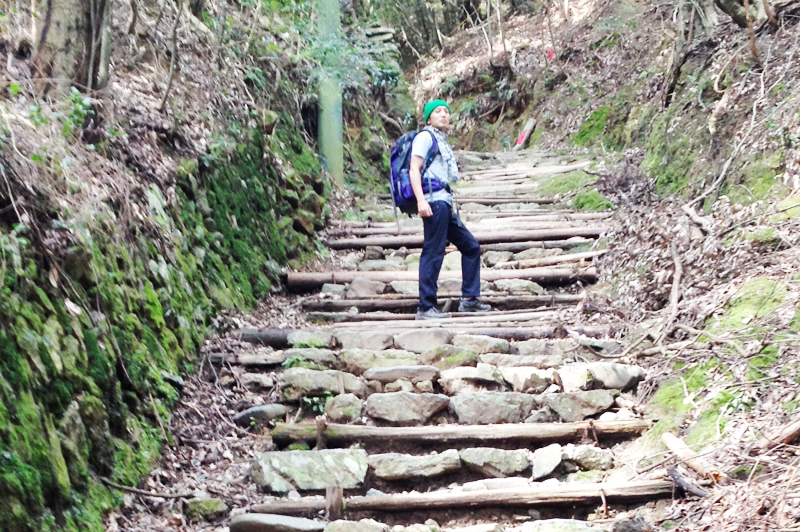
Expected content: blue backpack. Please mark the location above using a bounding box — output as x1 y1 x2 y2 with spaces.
388 130 445 216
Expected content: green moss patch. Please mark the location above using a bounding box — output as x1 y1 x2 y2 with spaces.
574 106 610 147
573 189 613 211
538 170 597 195
706 278 788 334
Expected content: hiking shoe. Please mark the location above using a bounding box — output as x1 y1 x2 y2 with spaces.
415 307 449 320
458 298 492 312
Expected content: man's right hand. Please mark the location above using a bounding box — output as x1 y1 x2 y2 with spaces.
417 199 433 218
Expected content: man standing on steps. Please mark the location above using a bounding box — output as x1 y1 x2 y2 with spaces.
411 99 492 320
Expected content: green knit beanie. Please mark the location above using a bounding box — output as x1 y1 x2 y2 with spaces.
423 100 451 123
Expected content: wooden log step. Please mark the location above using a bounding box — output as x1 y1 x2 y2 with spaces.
328 325 611 339
272 419 651 444
285 266 598 291
324 227 607 250
232 328 297 348
462 161 594 182
375 194 556 205
326 220 596 237
329 310 561 329
480 239 594 252
494 250 606 269
330 212 605 228
301 294 585 312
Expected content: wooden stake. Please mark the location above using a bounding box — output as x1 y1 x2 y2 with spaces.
250 479 673 515
325 485 344 520
316 415 328 450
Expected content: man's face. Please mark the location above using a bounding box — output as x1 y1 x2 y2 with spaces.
427 106 451 129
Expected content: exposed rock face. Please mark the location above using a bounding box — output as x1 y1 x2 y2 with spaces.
483 250 513 267
493 279 544 293
252 449 369 492
420 345 479 369
239 373 275 391
540 390 618 422
499 367 552 393
452 335 510 354
229 514 326 532
357 259 405 271
557 365 592 392
363 366 440 383
325 519 389 532
531 443 563 480
335 331 394 350
451 392 538 424
514 339 575 358
439 363 506 394
284 348 339 368
280 368 367 401
365 392 450 425
346 278 387 298
325 393 363 423
234 404 287 426
459 447 530 477
390 280 419 294
368 449 461 479
587 363 646 391
394 329 454 354
339 348 418 375
562 444 614 471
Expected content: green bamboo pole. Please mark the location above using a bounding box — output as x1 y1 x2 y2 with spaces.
317 0 344 186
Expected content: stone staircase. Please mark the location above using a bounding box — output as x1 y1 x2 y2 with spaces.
217 151 664 532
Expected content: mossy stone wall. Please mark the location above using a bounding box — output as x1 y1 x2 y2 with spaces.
0 124 327 531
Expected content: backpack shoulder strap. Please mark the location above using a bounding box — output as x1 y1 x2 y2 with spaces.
421 130 439 175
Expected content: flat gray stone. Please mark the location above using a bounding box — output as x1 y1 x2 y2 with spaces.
451 525 504 532
420 345 479 370
287 330 333 348
557 365 592 392
325 519 388 532
358 259 405 271
341 252 364 271
321 283 346 295
540 390 618 422
234 404 287 426
364 246 384 260
587 363 646 391
390 280 419 295
483 250 514 267
459 448 530 477
280 368 367 401
239 373 276 391
363 366 440 383
514 339 575 358
463 477 532 491
480 353 567 369
439 363 506 394
283 348 338 368
531 443 562 480
325 393 363 423
335 331 394 351
230 514 325 532
365 392 450 425
562 444 613 471
384 379 414 392
452 335 510 354
513 248 563 261
443 251 462 270
252 449 368 492
368 449 461 479
185 497 227 522
416 380 434 393
340 348 417 375
493 279 544 294
521 520 599 532
394 329 453 354
346 278 386 298
451 392 537 425
499 367 552 393
525 406 559 423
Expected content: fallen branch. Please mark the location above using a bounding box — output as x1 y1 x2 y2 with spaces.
668 467 708 498
159 0 182 111
100 476 195 499
681 204 714 234
662 432 723 482
251 479 672 515
674 324 748 357
754 415 800 452
658 244 683 345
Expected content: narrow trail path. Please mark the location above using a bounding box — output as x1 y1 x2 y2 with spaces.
114 150 676 532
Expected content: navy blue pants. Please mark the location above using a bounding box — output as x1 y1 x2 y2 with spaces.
419 201 482 311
